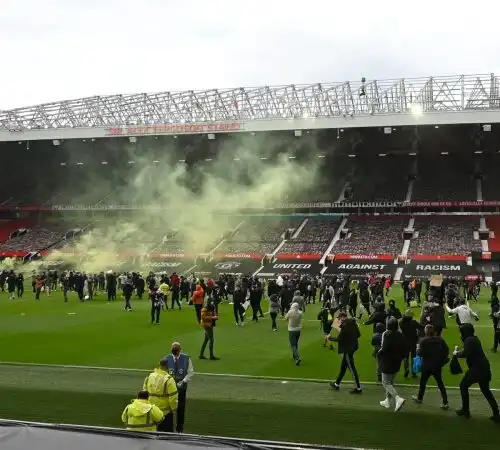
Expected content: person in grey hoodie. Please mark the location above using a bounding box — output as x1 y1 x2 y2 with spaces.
269 294 280 331
285 302 303 365
293 290 306 312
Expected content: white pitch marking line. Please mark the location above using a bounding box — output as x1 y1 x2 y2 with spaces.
0 361 498 392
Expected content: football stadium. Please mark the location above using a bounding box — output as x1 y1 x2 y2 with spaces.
2 73 500 450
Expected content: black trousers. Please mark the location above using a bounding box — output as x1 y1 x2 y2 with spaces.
157 412 174 432
460 369 499 415
176 388 187 432
403 348 417 376
418 367 448 404
171 294 181 309
335 352 361 390
124 294 132 309
151 305 161 324
200 328 214 357
35 288 41 300
270 312 278 330
194 304 202 323
233 302 244 323
251 302 259 321
494 330 500 351
17 285 24 297
257 300 264 316
107 289 116 301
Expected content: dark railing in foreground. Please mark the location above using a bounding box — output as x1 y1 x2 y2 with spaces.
0 419 377 450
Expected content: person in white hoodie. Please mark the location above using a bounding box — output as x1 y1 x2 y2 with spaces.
285 302 303 366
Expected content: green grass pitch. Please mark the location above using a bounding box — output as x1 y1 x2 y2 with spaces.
0 284 499 449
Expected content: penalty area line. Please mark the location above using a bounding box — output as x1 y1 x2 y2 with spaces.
0 361 498 392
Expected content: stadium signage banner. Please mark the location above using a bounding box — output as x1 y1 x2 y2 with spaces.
197 258 262 276
410 254 467 261
276 253 322 260
255 259 322 277
149 252 188 259
275 201 500 208
403 260 470 277
325 261 395 277
331 254 394 261
2 200 495 212
215 252 262 260
0 251 32 257
142 261 183 269
104 122 243 137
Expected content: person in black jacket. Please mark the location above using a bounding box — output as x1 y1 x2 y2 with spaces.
377 318 407 412
454 323 499 422
317 303 334 349
412 324 449 409
490 295 500 353
348 289 358 319
371 322 385 382
400 310 424 379
359 288 370 318
387 299 402 320
279 285 293 317
364 303 387 333
122 277 134 311
330 312 362 394
232 286 246 326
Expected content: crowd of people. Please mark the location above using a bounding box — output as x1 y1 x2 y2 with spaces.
2 264 500 427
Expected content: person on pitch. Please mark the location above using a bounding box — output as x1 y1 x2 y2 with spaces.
164 342 194 433
200 300 220 360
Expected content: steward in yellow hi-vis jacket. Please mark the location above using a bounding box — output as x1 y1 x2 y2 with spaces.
121 391 164 432
143 359 178 432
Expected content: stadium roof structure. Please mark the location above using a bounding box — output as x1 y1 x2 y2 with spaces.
0 73 499 141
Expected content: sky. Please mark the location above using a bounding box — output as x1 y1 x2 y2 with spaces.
2 0 499 110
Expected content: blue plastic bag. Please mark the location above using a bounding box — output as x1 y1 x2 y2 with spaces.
412 355 422 375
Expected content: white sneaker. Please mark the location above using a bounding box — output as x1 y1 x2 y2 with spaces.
379 399 390 409
395 396 405 412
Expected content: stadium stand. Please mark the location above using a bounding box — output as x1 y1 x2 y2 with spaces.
284 154 355 202
412 155 477 201
0 219 35 243
348 155 411 202
409 216 481 255
480 153 500 201
332 216 406 255
486 216 500 251
0 224 67 252
278 218 341 255
216 217 299 255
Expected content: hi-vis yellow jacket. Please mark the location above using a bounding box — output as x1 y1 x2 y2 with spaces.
121 399 164 432
143 368 178 414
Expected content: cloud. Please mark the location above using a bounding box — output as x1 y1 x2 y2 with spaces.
1 0 499 109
